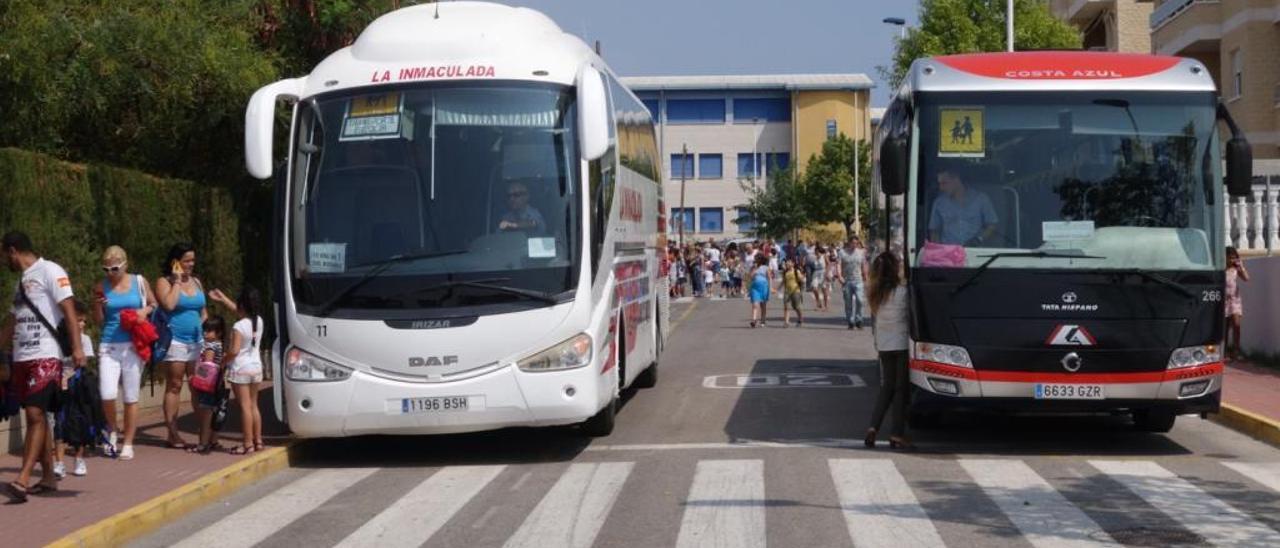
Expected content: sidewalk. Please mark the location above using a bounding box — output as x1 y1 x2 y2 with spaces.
0 385 288 548
1218 360 1280 447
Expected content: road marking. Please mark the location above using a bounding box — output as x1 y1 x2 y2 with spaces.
701 373 867 389
676 460 766 548
587 439 865 451
503 462 633 548
828 459 945 548
670 299 698 330
962 459 1118 548
1223 462 1280 493
1091 460 1280 547
174 468 378 548
337 465 504 548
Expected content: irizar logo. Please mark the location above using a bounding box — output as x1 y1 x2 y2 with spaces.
1046 325 1096 346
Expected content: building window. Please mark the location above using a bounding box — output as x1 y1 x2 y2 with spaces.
699 208 724 233
699 154 723 179
671 208 695 233
666 99 726 124
738 153 761 178
735 207 756 232
642 99 661 121
765 152 790 173
733 98 790 123
670 153 694 179
1232 48 1243 99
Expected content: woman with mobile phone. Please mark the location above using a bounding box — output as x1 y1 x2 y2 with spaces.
154 243 207 449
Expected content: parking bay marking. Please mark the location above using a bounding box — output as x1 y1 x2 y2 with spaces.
702 373 867 389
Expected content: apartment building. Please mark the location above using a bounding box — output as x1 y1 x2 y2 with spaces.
1052 0 1155 52
1150 0 1280 159
622 74 873 239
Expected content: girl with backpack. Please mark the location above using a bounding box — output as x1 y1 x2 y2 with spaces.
186 316 226 454
155 243 207 450
92 245 156 460
210 287 265 455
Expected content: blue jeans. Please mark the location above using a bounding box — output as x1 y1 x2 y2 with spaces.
843 279 864 325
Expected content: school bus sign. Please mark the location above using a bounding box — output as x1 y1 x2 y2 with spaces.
939 108 984 157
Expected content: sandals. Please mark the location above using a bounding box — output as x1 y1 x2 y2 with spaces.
889 437 917 452
864 428 878 448
254 441 265 452
228 445 257 456
4 482 28 503
186 444 211 454
28 482 57 495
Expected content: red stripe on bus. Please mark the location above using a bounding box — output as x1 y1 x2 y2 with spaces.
911 360 1224 384
934 52 1181 80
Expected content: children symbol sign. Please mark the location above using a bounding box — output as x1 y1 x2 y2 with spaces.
939 108 985 157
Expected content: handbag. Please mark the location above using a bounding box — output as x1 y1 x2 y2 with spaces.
16 281 72 357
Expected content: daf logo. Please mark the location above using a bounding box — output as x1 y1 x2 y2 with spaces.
1062 292 1078 304
1061 352 1082 372
409 355 459 367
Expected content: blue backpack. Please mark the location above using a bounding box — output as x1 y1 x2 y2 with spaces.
149 306 172 364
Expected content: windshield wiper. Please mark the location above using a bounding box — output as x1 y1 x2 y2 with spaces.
1119 269 1196 300
415 278 564 305
314 249 468 317
952 252 1106 296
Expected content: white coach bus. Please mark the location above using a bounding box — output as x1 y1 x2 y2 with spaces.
243 2 667 438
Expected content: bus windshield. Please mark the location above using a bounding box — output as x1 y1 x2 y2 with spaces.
912 91 1222 271
288 82 581 316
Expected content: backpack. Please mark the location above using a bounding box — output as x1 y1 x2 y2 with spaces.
149 305 172 364
57 369 109 450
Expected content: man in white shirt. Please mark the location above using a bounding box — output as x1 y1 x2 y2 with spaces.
2 231 85 502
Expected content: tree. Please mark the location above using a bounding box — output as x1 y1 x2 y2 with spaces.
882 0 1081 89
255 0 427 76
0 0 280 184
737 167 807 239
801 135 874 238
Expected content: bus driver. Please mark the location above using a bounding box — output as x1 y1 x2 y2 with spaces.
497 180 546 234
928 170 998 247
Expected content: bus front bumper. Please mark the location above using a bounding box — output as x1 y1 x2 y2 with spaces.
907 360 1223 416
283 363 610 438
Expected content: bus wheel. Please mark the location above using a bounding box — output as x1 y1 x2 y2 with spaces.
1133 410 1176 433
634 312 659 389
582 396 617 437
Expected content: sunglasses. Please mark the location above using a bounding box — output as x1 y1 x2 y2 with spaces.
102 264 125 273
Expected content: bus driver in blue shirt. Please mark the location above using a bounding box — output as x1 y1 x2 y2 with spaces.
928 170 999 247
497 180 546 234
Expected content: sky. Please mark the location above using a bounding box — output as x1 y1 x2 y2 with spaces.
501 0 920 107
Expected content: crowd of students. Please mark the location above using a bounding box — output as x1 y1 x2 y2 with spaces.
1 231 266 503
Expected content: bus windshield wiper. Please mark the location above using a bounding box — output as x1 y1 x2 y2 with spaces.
1122 269 1196 300
315 249 467 317
415 278 563 305
952 252 1106 296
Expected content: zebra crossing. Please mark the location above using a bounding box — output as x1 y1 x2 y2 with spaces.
154 455 1280 548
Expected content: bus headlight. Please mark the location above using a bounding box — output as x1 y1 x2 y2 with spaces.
518 333 593 372
913 341 973 368
286 347 353 382
1167 344 1221 369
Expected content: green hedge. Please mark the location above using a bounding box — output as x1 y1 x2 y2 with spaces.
0 147 251 336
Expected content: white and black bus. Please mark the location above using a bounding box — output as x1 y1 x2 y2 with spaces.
872 51 1253 432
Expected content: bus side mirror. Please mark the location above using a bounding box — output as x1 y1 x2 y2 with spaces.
1225 137 1252 197
880 137 908 196
245 78 306 180
577 65 610 162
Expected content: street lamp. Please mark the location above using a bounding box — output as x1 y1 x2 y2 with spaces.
882 17 906 40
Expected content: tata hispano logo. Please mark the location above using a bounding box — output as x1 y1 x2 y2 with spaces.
1041 292 1098 312
1062 292 1078 304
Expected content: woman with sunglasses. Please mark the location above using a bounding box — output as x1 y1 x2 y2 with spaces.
92 245 156 460
154 242 207 450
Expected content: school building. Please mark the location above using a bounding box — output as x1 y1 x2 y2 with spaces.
621 74 874 240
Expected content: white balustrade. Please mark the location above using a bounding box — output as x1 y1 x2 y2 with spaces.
1226 181 1279 254
1252 188 1266 250
1268 184 1280 251
1224 190 1234 248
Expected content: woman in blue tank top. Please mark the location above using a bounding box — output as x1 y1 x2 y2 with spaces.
91 245 156 461
154 242 207 449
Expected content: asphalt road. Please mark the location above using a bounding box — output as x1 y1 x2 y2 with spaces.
135 295 1280 548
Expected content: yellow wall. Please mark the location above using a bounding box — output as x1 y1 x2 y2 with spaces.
792 90 871 174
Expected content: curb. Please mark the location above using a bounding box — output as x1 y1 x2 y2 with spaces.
1210 403 1280 448
47 443 294 548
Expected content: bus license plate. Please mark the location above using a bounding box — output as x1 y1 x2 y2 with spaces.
1035 384 1104 400
401 396 471 414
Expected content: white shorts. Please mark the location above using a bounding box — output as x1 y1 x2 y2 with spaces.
165 340 200 363
99 342 143 404
229 363 264 385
